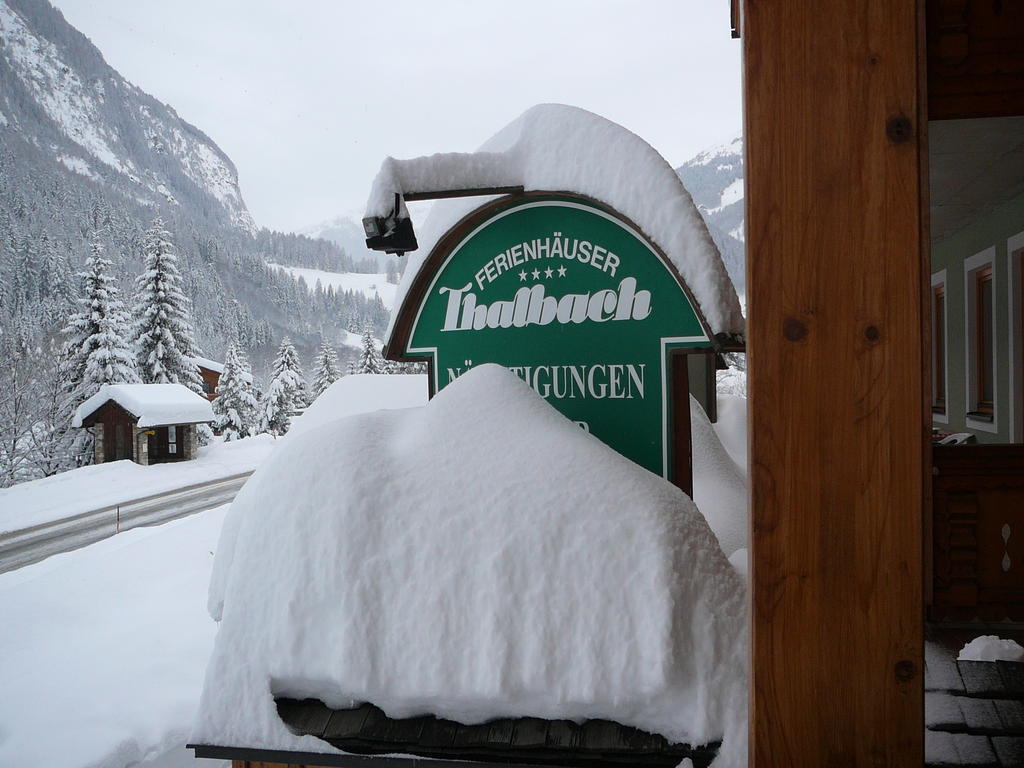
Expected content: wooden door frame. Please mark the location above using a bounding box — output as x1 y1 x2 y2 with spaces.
742 0 927 764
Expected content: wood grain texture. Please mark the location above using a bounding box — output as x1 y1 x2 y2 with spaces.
743 0 927 765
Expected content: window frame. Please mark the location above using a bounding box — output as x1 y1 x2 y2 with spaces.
1009 231 1024 443
964 247 998 433
931 270 948 422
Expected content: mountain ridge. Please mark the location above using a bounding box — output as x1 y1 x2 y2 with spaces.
0 0 388 382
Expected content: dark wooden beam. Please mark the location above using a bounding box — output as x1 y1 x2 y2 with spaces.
402 187 525 202
743 0 927 764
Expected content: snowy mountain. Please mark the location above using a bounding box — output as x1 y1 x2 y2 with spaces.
675 137 745 295
300 213 398 271
0 0 388 369
0 0 253 232
0 0 400 486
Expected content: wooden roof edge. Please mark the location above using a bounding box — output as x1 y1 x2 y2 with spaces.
188 743 569 768
714 332 746 353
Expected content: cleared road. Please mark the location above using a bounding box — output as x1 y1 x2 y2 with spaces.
0 472 251 574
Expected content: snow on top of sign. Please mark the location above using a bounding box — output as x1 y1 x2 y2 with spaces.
368 104 745 340
194 365 747 766
72 383 213 428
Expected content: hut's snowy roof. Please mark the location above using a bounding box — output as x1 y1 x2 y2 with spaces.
72 383 214 428
186 356 253 384
368 104 745 341
192 365 747 766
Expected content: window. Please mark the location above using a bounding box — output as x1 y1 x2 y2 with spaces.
976 264 994 414
114 423 125 459
1010 234 1024 443
932 279 946 415
168 425 177 455
202 379 212 394
965 248 997 431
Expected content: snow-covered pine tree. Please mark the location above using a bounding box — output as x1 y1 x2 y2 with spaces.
311 337 341 399
212 342 258 441
260 337 309 436
61 237 140 464
63 238 139 401
355 326 383 375
130 219 204 391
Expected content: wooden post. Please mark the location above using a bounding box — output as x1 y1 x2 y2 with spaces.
743 0 927 765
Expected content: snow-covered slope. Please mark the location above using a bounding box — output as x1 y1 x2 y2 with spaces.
268 263 398 310
0 0 254 230
675 137 745 295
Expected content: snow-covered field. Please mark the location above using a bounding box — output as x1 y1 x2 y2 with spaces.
268 263 397 310
0 435 276 535
0 506 229 768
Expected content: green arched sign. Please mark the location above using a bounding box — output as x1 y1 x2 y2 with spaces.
388 194 714 481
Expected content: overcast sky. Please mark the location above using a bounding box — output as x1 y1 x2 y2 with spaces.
51 1 742 233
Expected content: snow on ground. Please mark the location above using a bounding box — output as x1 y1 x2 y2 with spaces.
0 506 229 768
366 104 744 340
290 373 428 437
268 263 397 310
0 435 276 534
196 365 748 766
0 372 439 768
959 636 1024 662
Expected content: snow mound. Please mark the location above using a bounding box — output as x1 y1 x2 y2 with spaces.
195 365 747 765
72 383 213 428
959 636 1024 663
289 373 428 437
692 396 748 557
712 394 748 473
368 104 744 340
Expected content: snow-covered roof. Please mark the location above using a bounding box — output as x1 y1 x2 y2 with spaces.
193 365 747 764
73 383 214 428
187 356 253 384
368 104 745 341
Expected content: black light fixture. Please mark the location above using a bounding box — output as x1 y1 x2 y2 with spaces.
363 193 418 256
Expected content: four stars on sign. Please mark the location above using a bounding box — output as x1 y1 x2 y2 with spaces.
519 264 568 282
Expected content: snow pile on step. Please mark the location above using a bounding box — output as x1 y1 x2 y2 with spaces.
194 365 747 765
691 395 748 557
72 383 213 428
289 373 428 437
367 104 744 339
959 636 1024 662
